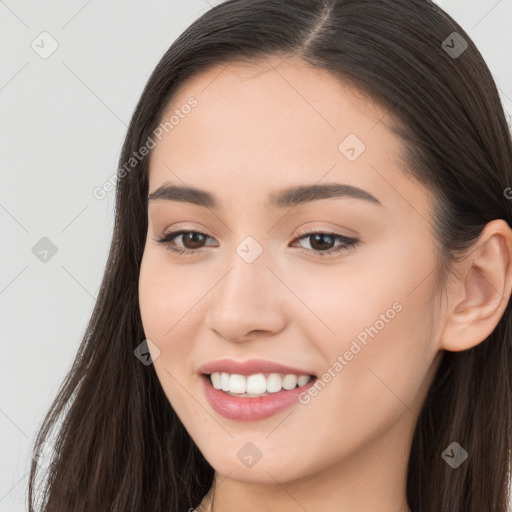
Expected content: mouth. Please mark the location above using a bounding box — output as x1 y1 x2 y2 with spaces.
200 371 318 421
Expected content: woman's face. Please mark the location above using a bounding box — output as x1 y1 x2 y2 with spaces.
139 56 444 488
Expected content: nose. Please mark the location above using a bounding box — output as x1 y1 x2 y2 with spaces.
204 249 287 343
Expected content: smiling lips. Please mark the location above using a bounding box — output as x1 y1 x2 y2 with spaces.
199 358 317 420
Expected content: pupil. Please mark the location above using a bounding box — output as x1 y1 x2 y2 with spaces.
311 234 333 250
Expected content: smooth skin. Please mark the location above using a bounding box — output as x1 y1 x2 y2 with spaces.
138 56 512 512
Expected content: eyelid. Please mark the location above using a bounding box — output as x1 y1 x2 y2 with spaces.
159 221 212 235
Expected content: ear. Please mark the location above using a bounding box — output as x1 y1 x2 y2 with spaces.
439 219 512 352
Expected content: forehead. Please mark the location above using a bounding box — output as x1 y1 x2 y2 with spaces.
147 56 431 221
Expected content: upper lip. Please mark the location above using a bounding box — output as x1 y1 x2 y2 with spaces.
199 358 316 377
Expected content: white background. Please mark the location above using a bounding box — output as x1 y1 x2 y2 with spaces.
1 0 511 510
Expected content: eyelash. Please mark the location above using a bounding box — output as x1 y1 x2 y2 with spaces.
154 228 359 258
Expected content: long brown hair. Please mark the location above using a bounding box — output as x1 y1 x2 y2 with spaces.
28 1 512 510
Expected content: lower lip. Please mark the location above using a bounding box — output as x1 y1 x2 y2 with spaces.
200 374 317 421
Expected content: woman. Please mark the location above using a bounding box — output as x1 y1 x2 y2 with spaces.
28 0 512 511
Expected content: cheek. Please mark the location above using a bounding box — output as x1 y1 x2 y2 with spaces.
323 302 435 465
138 254 202 416
138 249 200 337
279 285 436 472
138 252 196 369
138 249 225 391
138 255 168 341
280 230 426 338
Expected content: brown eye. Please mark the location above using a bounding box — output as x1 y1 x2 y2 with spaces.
180 231 207 249
307 233 336 251
155 229 217 255
292 231 359 257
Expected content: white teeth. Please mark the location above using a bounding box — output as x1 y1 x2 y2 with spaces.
229 374 246 394
220 372 230 391
211 372 222 389
246 373 267 394
282 374 298 390
209 371 313 396
297 375 310 387
266 373 282 393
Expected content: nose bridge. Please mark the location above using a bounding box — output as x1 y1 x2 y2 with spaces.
205 235 285 340
227 242 272 299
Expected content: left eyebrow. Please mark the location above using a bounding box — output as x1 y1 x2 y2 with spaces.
147 182 383 209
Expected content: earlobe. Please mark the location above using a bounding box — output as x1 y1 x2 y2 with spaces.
439 219 512 352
